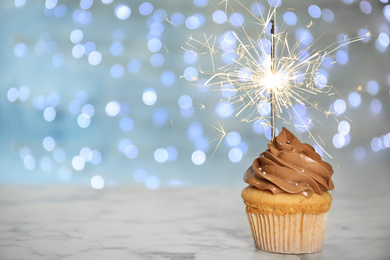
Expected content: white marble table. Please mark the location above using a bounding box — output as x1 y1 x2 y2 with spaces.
0 185 389 260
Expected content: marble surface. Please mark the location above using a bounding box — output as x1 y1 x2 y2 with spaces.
0 185 389 260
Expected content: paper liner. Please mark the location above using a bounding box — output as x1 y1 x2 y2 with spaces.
246 212 328 254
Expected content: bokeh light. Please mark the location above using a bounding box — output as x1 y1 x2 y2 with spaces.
14 43 27 57
170 13 185 26
145 176 160 190
142 88 157 106
258 101 271 116
150 53 165 67
18 86 30 101
230 13 244 27
110 41 124 56
153 9 167 23
308 5 321 18
371 137 382 152
216 102 234 118
115 5 131 20
72 156 85 171
110 64 124 78
105 100 120 116
15 0 26 7
194 0 207 7
213 10 227 24
178 95 192 110
72 44 85 58
45 0 57 10
333 99 347 115
333 133 345 149
43 107 56 122
367 80 379 95
80 147 93 162
77 113 91 128
88 51 102 65
84 42 95 55
183 67 198 81
72 10 92 24
139 2 153 16
268 0 281 8
183 50 198 64
166 146 178 161
80 0 93 10
191 150 206 165
70 29 83 43
161 71 176 86
120 117 134 132
348 92 361 107
226 131 241 147
228 147 243 163
154 148 168 163
284 11 297 25
124 144 139 159
7 88 18 102
336 50 348 65
384 5 390 21
338 121 350 135
148 38 162 52
378 32 389 48
186 16 201 30
91 175 105 189
43 136 55 151
370 99 382 114
152 109 168 127
360 1 372 14
296 29 313 46
24 155 36 170
322 9 334 23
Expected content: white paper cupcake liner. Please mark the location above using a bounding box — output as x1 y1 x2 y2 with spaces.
246 212 328 254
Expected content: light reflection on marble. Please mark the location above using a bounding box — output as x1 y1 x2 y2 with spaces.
0 186 389 260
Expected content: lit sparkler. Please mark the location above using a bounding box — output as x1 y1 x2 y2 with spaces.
185 0 369 152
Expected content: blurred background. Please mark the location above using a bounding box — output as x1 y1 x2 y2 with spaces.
1 0 389 190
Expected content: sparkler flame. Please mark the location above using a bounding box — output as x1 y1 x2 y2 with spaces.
200 28 336 125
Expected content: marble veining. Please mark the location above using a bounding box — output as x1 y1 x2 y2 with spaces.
0 186 389 260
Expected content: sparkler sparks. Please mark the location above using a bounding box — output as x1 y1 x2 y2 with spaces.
198 103 206 111
186 0 368 154
355 84 365 93
210 120 229 157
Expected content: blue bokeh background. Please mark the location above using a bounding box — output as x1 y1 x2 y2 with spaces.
1 0 389 189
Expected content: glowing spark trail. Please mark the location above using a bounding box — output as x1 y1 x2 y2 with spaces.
210 121 229 157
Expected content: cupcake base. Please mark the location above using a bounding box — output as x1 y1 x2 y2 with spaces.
242 186 332 254
246 211 328 254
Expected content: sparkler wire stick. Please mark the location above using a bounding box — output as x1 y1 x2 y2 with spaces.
270 19 276 140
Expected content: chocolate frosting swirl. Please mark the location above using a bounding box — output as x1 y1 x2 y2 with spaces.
244 127 334 198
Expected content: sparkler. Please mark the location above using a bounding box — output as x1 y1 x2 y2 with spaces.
185 0 369 154
270 19 276 140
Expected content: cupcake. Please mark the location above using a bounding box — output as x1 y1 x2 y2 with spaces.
241 127 334 254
